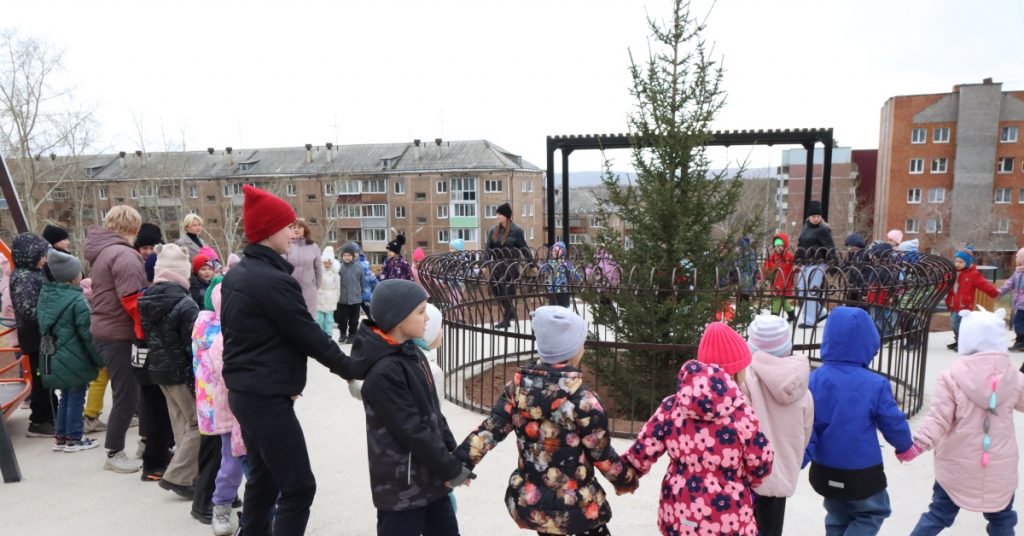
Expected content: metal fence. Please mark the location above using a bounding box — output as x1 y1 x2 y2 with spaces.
418 246 954 438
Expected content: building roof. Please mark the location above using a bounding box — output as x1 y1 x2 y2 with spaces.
30 139 539 182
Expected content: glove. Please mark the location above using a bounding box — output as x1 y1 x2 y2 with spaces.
446 466 476 488
347 380 363 401
896 444 923 463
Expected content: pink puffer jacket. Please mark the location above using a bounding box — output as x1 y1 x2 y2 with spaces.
913 351 1024 512
192 285 235 436
741 351 814 498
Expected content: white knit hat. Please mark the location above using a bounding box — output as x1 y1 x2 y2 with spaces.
958 306 1007 356
747 312 793 357
154 244 191 286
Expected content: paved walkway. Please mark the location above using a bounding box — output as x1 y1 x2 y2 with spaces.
4 330 1024 535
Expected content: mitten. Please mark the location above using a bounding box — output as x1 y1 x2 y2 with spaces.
895 444 923 463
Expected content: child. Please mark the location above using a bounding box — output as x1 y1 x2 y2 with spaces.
542 241 576 308
807 306 912 535
11 232 56 437
946 246 998 351
349 279 472 534
141 244 202 500
411 246 426 286
623 322 773 535
191 253 217 305
38 249 103 452
742 313 813 536
996 247 1024 352
454 306 637 535
336 242 364 344
764 233 796 323
897 307 1023 534
193 280 243 536
380 233 413 281
316 246 340 337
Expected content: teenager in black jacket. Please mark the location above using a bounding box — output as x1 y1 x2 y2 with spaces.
221 185 353 536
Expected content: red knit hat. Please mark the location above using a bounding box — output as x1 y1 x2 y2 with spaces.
243 185 295 244
696 322 751 374
191 254 211 276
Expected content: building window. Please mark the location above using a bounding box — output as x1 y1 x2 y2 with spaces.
927 187 945 204
339 180 361 194
436 181 448 194
415 192 426 201
909 159 924 174
911 128 926 144
437 229 450 243
327 230 337 243
96 186 108 200
996 188 1012 203
362 180 386 193
437 205 448 219
326 206 340 220
306 194 317 201
324 182 335 196
484 179 502 193
1001 126 1018 143
51 188 70 201
395 205 406 219
907 188 921 204
189 185 198 198
528 228 535 240
361 204 387 218
452 228 478 242
416 241 428 248
931 158 948 173
484 205 498 219
925 218 943 234
416 216 427 225
451 178 477 219
223 183 243 197
589 216 603 227
569 234 589 245
521 179 534 193
996 218 1010 234
905 219 919 234
286 183 297 197
206 195 216 202
361 228 387 242
998 157 1015 173
453 203 476 217
933 127 950 143
394 180 405 194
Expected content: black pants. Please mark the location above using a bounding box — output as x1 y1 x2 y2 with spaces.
27 353 56 424
754 494 786 536
334 303 361 339
549 293 571 308
491 282 516 323
193 433 222 515
377 495 459 536
138 384 173 473
539 525 610 536
230 391 316 536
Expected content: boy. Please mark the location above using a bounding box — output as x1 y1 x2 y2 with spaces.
351 279 472 535
807 306 913 535
38 248 104 452
456 306 637 535
336 242 364 344
945 246 997 351
11 232 56 437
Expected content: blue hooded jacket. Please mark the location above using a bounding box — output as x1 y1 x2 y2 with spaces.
808 307 912 470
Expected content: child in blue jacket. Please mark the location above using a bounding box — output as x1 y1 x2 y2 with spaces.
807 306 913 536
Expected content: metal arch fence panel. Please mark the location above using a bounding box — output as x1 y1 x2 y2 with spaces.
419 246 955 438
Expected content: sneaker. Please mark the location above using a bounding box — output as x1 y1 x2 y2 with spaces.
83 415 107 433
190 504 212 524
52 439 66 452
141 467 164 482
946 341 957 350
64 437 100 453
26 421 56 438
212 504 235 536
160 478 196 499
103 450 141 473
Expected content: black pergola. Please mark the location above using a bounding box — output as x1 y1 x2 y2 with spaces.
545 128 835 246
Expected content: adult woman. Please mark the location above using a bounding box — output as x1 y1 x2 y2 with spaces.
176 214 205 260
485 203 530 329
795 200 835 329
285 219 322 318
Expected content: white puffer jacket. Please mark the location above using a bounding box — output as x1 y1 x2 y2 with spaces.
316 247 341 312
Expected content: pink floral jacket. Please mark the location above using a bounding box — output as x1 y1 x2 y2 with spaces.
622 360 774 536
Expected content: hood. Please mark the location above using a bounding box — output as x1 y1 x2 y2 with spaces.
868 241 893 258
950 352 1018 411
12 233 50 270
773 232 790 250
37 283 82 333
84 225 131 264
1016 247 1024 268
517 362 584 397
673 360 743 422
738 236 752 249
844 233 866 249
348 321 421 381
341 241 360 257
820 306 879 366
749 351 810 405
138 281 189 320
322 246 336 261
898 239 919 253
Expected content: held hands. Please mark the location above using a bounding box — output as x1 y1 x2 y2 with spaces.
446 466 476 488
896 444 923 463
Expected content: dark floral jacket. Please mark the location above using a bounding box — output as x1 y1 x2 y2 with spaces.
380 255 413 281
455 361 638 534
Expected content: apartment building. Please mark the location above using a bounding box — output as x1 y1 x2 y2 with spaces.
874 79 1024 265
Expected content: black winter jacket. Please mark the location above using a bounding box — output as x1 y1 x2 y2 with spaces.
10 233 50 356
221 244 351 397
796 221 836 262
139 282 199 385
190 275 211 308
350 321 463 511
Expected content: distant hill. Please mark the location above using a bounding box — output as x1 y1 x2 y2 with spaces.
557 167 776 187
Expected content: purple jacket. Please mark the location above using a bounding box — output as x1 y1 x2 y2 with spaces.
997 271 1024 311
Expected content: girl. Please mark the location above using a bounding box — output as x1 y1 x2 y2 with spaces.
996 247 1024 352
380 233 413 281
285 219 322 318
316 247 341 337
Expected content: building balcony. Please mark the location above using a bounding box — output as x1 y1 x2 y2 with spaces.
137 196 183 208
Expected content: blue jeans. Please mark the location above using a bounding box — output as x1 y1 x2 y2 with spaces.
1013 310 1024 345
910 481 1016 536
823 489 891 536
56 385 87 441
950 311 962 339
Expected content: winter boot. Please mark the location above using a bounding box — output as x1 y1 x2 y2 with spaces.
212 504 235 536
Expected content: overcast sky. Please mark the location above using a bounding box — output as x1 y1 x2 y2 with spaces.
6 0 1024 176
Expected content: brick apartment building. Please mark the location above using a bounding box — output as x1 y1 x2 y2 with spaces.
5 139 543 265
544 186 630 249
874 78 1024 270
775 147 873 244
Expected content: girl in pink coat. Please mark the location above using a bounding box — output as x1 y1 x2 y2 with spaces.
900 307 1024 534
623 323 774 536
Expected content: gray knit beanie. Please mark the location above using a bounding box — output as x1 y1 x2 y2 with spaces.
531 306 587 364
370 279 429 332
46 248 81 283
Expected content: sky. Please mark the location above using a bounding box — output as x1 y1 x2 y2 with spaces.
5 0 1024 177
